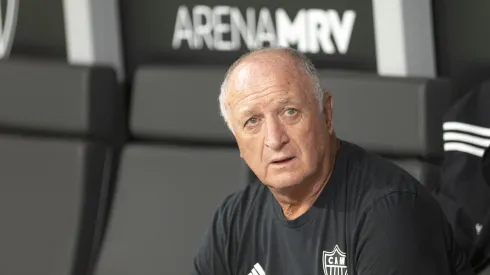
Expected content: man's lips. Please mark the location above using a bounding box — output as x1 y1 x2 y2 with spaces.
270 156 295 164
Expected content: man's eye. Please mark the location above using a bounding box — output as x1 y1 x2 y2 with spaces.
246 117 258 126
286 108 298 115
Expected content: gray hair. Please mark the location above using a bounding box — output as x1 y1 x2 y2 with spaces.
218 47 324 131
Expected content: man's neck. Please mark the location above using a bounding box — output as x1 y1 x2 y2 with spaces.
271 138 339 220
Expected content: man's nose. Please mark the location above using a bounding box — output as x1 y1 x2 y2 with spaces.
264 118 289 150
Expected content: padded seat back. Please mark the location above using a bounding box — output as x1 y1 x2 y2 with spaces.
129 66 231 142
318 70 452 158
317 70 452 186
95 145 246 275
94 66 247 275
0 60 121 141
0 60 119 275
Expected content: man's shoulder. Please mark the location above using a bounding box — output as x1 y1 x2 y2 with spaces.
341 141 427 209
212 180 269 227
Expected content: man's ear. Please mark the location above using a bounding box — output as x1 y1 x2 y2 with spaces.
322 92 334 133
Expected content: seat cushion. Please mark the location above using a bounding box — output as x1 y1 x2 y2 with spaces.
94 144 247 275
0 134 110 275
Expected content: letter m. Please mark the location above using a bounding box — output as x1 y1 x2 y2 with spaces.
276 9 307 52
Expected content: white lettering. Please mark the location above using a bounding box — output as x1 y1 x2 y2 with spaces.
230 7 256 50
276 9 307 52
307 9 334 54
192 5 213 50
213 6 233 51
172 6 194 49
328 257 333 264
171 5 357 55
255 8 276 48
339 257 345 265
327 9 356 54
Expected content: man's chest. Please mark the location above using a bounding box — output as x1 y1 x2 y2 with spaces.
233 214 355 275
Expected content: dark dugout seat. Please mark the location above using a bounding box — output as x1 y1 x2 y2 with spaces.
0 60 120 275
318 70 452 186
94 66 248 275
0 60 121 140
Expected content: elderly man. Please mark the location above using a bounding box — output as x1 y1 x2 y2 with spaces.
191 47 474 275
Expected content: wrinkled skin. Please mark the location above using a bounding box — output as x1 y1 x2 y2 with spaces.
224 50 338 215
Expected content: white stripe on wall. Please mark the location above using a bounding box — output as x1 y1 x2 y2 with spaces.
443 122 490 137
62 0 125 81
444 142 486 157
0 0 19 59
372 0 435 77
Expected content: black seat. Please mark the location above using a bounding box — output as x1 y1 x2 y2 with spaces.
94 66 248 275
318 70 452 185
0 60 121 141
390 160 441 190
0 60 119 275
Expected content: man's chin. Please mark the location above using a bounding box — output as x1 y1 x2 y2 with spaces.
263 175 303 190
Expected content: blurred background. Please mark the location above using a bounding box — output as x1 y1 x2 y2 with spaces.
0 0 489 274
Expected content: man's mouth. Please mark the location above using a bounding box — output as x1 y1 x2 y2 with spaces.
271 157 295 164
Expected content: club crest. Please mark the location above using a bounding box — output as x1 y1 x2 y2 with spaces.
322 245 348 275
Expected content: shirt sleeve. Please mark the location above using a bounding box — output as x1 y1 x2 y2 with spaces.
355 191 475 275
190 195 235 275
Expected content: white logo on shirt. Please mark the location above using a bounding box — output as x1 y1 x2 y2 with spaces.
322 245 348 275
248 262 265 275
476 223 483 235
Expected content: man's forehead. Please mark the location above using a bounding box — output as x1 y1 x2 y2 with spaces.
231 62 262 90
228 74 299 110
229 63 303 95
224 52 314 114
232 95 299 120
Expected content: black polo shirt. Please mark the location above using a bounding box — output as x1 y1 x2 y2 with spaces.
191 141 474 275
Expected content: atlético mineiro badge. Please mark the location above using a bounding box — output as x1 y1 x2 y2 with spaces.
322 245 348 275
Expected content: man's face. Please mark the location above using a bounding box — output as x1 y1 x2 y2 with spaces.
225 54 334 189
